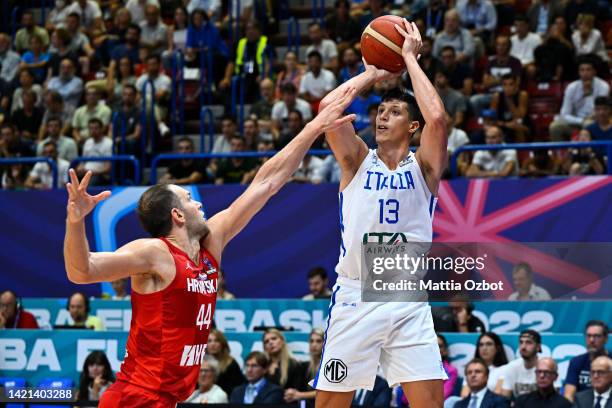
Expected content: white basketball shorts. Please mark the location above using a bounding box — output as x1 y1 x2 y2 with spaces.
310 277 447 392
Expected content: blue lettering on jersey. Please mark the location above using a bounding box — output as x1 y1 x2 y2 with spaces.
364 171 416 191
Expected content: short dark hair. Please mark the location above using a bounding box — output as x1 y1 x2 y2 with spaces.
585 320 609 334
380 88 419 119
22 9 34 18
308 22 321 30
137 184 182 237
43 140 58 150
280 82 297 95
308 267 327 280
513 262 533 276
221 114 236 124
127 23 141 35
88 117 103 128
436 68 451 80
465 358 489 376
67 12 81 21
520 329 542 344
288 109 303 121
146 54 161 64
177 137 194 148
123 84 137 94
514 14 528 23
246 351 269 368
47 116 63 127
594 96 610 107
441 45 456 55
501 73 516 82
307 50 323 62
576 55 595 69
334 0 350 8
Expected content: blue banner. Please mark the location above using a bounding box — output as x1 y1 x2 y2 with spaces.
2 178 612 298
0 330 586 389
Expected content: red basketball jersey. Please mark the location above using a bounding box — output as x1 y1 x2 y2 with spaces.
115 237 219 402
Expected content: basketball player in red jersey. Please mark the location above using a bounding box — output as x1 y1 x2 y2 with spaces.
63 87 357 408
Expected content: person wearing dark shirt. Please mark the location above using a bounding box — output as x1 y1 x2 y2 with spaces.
450 297 486 333
207 329 246 396
185 9 229 85
415 37 441 83
230 352 283 404
0 290 39 329
47 28 80 79
563 130 605 175
215 135 256 184
586 97 612 141
491 74 529 142
359 0 388 30
160 137 208 185
439 46 473 96
10 89 43 144
111 84 141 158
514 357 571 408
534 21 575 81
263 329 304 391
346 90 381 132
415 0 447 37
110 24 141 65
325 0 361 46
0 124 35 158
564 0 599 28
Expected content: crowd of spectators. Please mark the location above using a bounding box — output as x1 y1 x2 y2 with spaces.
0 0 610 189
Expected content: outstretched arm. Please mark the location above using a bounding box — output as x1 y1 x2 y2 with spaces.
204 88 358 259
396 19 447 195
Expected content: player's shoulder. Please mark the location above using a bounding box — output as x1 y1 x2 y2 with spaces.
117 238 169 258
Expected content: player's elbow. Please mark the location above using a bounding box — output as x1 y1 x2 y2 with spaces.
428 112 446 129
66 269 89 284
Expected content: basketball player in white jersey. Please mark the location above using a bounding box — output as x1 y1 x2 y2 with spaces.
311 20 448 408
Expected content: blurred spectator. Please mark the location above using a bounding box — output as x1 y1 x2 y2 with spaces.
564 0 598 28
107 57 137 107
14 10 50 53
325 0 361 48
185 358 229 403
126 0 160 23
514 358 571 408
439 46 473 96
466 126 518 178
415 0 447 37
77 118 113 186
111 278 130 300
271 83 312 135
526 0 564 35
212 115 239 154
563 129 605 175
456 0 498 44
471 36 522 114
243 117 271 150
490 74 529 142
508 262 551 300
468 332 509 395
438 334 459 400
136 54 172 137
72 88 112 144
533 19 575 81
110 24 141 68
139 4 168 56
217 270 236 299
47 28 80 82
0 289 39 329
241 135 275 184
66 291 105 330
229 351 283 404
306 23 339 72
0 124 34 158
455 358 510 408
446 112 470 155
40 91 73 139
302 267 332 300
284 328 323 403
500 330 542 398
186 0 220 19
251 78 276 133
11 69 43 115
435 69 467 128
263 329 303 390
222 21 274 103
433 10 476 64
207 329 246 395
586 97 611 141
63 12 95 58
510 15 541 77
572 356 611 408
65 0 104 35
215 135 256 184
416 36 440 82
160 137 208 184
76 350 115 401
166 6 188 55
339 47 365 84
0 34 21 87
110 84 141 156
520 149 560 177
11 89 44 143
354 375 392 406
358 103 380 148
360 0 388 30
300 50 336 112
293 155 325 183
275 51 304 100
37 116 78 162
571 14 609 62
449 296 486 333
347 88 381 132
46 0 73 31
20 34 50 84
1 163 30 190
278 110 305 150
564 320 610 402
47 58 84 111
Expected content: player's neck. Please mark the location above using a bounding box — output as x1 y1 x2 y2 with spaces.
376 144 411 170
165 233 201 264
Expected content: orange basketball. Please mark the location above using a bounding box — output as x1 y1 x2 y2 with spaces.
360 15 406 73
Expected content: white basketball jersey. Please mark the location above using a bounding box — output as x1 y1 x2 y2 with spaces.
336 149 437 280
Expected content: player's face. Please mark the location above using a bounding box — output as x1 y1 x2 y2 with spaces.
207 333 222 355
309 333 324 356
263 333 284 355
585 326 607 352
375 101 416 144
169 186 209 239
477 335 496 363
518 336 538 359
465 363 488 390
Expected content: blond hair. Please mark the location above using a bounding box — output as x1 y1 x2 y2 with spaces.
263 328 293 387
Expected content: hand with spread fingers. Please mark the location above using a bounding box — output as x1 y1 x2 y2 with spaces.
311 86 359 133
394 18 423 61
66 169 111 223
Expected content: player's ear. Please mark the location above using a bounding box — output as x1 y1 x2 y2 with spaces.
408 120 420 133
171 207 185 224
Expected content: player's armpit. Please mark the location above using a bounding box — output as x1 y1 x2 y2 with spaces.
325 123 369 188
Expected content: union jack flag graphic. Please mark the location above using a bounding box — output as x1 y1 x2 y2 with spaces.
433 177 612 299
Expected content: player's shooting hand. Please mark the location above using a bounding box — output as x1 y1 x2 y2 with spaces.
394 18 422 61
312 86 358 132
66 169 111 224
362 57 403 82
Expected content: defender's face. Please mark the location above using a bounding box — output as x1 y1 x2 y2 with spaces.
169 185 209 238
375 100 414 144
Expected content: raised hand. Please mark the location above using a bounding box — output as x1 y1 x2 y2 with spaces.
362 57 404 82
66 169 111 223
394 18 422 60
312 86 358 132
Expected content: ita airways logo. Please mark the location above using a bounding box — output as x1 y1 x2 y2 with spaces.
324 359 348 383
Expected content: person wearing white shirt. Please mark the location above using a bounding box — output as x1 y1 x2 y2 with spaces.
271 83 312 134
299 50 336 106
467 126 518 178
499 331 543 399
510 15 541 72
455 359 511 408
125 0 160 23
185 358 229 404
305 22 339 71
65 0 102 33
78 118 113 186
26 140 69 190
572 356 611 408
571 14 609 62
549 59 610 140
293 155 324 183
508 262 551 300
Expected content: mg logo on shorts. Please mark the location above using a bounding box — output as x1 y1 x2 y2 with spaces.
324 359 347 383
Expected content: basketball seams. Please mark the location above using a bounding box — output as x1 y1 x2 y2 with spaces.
362 24 403 57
